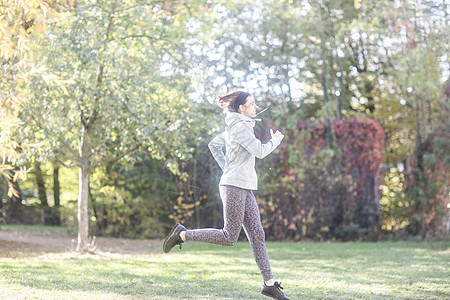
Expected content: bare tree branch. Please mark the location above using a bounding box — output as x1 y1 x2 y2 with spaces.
88 145 141 172
55 157 78 169
23 108 80 159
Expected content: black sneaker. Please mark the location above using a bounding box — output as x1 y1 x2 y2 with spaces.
163 223 186 253
261 282 290 300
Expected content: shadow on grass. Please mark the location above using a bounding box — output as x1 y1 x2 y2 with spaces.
0 259 259 299
0 241 449 299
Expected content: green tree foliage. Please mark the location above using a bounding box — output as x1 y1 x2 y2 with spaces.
372 0 449 237
9 0 448 241
19 0 210 251
0 0 66 222
87 156 176 238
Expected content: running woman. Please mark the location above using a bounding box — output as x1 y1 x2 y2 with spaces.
163 91 290 300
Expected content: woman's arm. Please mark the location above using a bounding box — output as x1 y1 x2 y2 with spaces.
208 132 226 170
236 123 282 159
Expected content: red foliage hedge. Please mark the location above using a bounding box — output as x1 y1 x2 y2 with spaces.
259 117 385 241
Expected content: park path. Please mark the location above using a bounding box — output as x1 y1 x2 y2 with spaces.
0 229 161 258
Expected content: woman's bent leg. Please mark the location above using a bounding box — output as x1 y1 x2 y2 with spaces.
242 191 273 281
185 185 246 246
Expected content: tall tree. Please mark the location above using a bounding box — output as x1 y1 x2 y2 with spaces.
0 0 61 205
21 0 208 251
384 0 448 236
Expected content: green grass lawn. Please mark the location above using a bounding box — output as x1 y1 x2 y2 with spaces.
0 227 449 299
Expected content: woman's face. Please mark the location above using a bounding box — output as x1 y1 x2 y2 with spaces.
239 95 258 118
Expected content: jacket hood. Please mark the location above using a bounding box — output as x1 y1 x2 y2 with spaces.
225 112 255 129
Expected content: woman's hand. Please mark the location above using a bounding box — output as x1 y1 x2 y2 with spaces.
270 129 284 142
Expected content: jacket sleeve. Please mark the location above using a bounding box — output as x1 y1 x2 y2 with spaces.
208 132 226 170
236 123 281 159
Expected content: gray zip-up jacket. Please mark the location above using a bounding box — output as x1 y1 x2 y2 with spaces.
208 112 281 190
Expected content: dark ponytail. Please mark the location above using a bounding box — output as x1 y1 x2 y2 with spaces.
217 91 250 113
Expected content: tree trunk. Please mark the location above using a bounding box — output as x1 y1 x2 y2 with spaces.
77 165 90 251
358 172 380 229
76 127 91 252
35 162 52 225
193 158 201 228
52 163 61 225
337 56 345 120
209 155 218 228
316 2 329 104
6 175 22 223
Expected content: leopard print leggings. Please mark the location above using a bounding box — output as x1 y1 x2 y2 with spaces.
184 185 273 281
